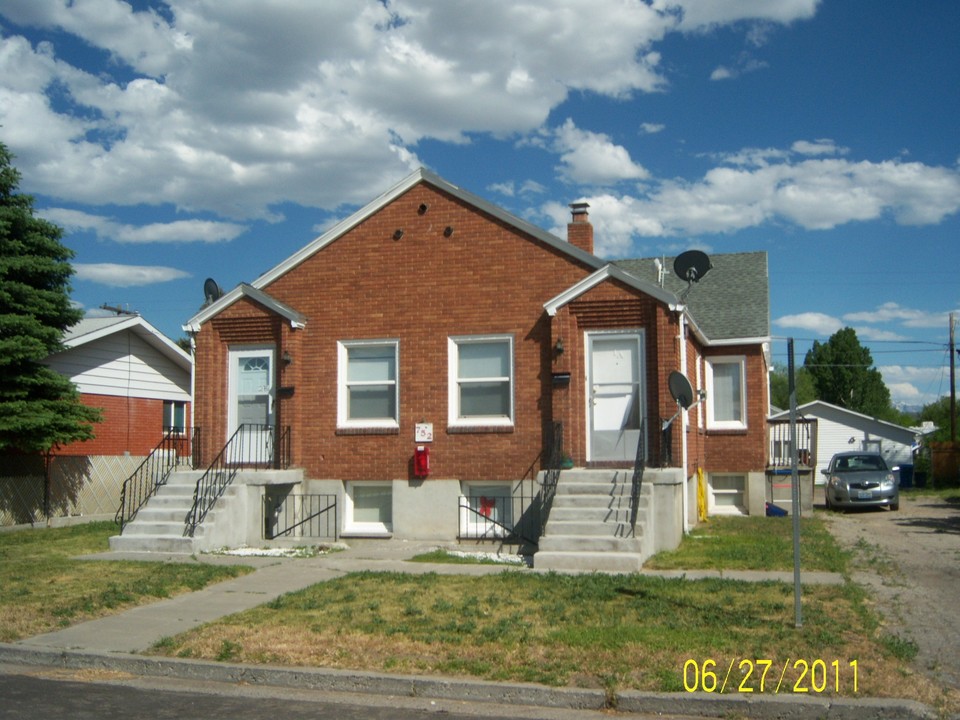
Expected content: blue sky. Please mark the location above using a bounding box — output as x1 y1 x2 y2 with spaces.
1 1 958 408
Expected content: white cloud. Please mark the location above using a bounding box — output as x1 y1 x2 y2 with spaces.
843 303 952 330
74 263 190 287
792 139 848 156
640 122 666 134
710 66 734 81
556 145 960 245
0 1 823 221
553 119 650 185
774 312 842 335
665 0 821 30
40 208 246 243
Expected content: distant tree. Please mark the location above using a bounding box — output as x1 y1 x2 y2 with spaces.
803 327 892 418
919 396 951 443
0 141 101 458
769 363 816 410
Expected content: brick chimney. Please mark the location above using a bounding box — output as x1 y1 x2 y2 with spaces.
567 202 593 255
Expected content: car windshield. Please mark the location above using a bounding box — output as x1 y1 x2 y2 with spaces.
835 455 887 472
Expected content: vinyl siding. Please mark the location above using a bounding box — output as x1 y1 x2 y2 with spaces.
46 331 190 401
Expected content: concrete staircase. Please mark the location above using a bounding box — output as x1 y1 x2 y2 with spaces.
534 468 654 573
109 470 218 554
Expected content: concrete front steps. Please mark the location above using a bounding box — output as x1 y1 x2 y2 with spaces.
109 467 304 554
534 468 654 573
109 470 207 554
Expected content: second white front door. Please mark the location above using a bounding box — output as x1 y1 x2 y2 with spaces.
228 346 275 463
587 332 645 463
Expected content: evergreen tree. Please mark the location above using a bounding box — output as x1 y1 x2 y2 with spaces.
803 327 891 418
0 142 101 453
769 362 816 410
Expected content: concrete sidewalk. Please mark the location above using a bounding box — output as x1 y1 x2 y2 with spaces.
4 543 931 720
15 540 846 655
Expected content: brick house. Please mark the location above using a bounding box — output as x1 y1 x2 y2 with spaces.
0 314 192 528
176 168 770 556
48 315 193 456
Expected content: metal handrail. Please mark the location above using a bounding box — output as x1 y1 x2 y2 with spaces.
539 421 563 539
629 419 646 529
185 423 289 537
115 429 191 530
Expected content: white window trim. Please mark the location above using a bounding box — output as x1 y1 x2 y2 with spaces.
337 339 399 430
707 473 747 516
448 335 515 428
704 355 747 431
343 481 393 536
459 482 513 539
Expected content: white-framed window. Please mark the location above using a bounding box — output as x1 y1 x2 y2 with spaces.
459 482 514 538
338 340 399 429
343 481 393 536
708 473 746 515
448 335 514 427
705 356 747 430
163 400 186 433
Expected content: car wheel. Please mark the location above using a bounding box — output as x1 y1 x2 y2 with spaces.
890 500 899 511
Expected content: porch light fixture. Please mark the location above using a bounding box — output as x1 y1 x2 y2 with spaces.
554 338 564 355
282 350 293 366
393 229 404 241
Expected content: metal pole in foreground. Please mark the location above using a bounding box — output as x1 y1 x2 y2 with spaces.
788 338 803 628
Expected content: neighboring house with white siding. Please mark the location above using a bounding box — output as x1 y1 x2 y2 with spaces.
0 315 193 527
45 314 193 456
769 400 928 485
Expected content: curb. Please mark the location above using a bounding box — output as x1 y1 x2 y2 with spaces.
0 643 935 719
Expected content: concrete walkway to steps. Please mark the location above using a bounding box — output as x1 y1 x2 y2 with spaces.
15 539 845 656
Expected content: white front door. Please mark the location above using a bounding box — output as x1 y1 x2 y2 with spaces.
228 347 275 463
587 332 644 463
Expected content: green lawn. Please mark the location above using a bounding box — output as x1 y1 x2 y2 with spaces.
646 514 848 573
0 521 251 642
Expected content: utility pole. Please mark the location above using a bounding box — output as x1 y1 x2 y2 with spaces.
951 313 956 443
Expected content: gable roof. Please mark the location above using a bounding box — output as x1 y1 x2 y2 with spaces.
615 252 769 342
544 263 680 316
184 283 307 334
769 400 932 439
60 315 191 371
185 168 606 331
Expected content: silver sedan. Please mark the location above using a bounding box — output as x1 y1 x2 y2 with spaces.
822 451 900 511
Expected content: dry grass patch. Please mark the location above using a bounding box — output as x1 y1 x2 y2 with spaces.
0 521 252 641
149 570 948 708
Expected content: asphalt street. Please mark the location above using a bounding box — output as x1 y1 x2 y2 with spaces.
0 664 697 720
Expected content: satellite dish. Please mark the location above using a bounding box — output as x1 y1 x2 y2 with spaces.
203 277 223 303
673 250 712 285
668 371 695 409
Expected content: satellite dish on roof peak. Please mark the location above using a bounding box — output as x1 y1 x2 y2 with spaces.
668 371 695 410
673 250 712 285
203 277 223 304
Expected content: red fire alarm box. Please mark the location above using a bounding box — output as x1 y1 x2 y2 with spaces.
414 445 430 478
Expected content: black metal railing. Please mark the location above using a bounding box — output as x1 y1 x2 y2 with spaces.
629 419 646 529
455 421 564 548
116 429 192 530
263 493 337 540
458 482 539 545
185 424 290 537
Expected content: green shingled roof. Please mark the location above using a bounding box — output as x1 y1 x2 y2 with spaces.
615 251 769 341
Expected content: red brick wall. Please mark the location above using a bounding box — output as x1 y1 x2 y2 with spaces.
53 394 187 457
194 184 597 481
193 181 769 482
698 343 769 472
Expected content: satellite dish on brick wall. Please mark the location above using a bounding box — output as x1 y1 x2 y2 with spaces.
668 371 695 410
673 250 712 285
203 277 223 304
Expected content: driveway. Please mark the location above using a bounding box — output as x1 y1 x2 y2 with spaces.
820 492 960 692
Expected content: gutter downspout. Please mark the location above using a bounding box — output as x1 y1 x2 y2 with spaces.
671 304 691 533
